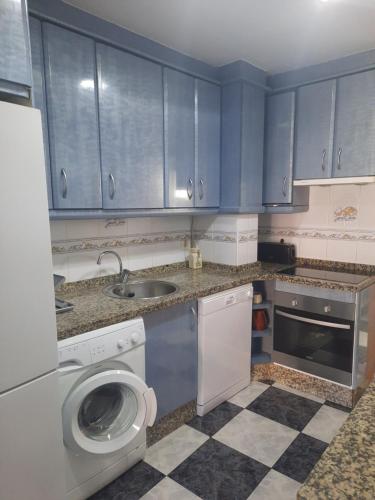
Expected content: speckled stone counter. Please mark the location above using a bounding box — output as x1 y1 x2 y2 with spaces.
56 259 375 341
56 262 274 340
298 379 375 499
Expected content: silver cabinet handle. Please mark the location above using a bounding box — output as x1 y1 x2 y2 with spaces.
191 306 197 317
199 178 204 200
282 176 287 197
275 309 351 330
61 168 67 198
187 178 193 200
337 147 342 170
321 149 326 171
109 173 116 200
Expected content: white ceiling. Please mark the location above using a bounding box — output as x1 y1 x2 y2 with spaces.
64 0 375 73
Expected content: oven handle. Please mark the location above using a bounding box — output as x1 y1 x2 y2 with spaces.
275 309 351 330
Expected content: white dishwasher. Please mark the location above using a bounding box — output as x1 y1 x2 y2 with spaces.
197 284 253 416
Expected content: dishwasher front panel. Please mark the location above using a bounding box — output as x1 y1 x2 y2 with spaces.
197 285 252 415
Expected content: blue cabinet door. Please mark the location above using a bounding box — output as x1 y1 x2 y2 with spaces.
333 70 375 177
144 301 198 421
240 83 265 210
221 81 265 212
97 43 164 209
43 23 102 209
195 79 220 207
295 80 336 180
263 92 295 205
164 68 195 208
29 17 52 208
0 0 32 97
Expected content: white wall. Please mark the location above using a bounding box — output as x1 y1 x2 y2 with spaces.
51 216 190 282
194 214 258 266
259 184 375 265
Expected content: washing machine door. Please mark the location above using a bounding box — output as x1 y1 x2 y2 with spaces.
62 370 157 455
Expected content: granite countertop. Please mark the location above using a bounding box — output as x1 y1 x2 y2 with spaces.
298 379 375 499
56 262 278 340
56 260 375 341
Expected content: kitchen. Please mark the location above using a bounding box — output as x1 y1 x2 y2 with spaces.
0 0 375 499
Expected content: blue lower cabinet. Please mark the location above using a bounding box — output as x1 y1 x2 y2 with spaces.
144 301 198 421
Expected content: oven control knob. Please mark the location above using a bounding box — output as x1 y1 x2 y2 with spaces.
324 305 332 313
131 332 140 345
291 299 298 307
117 339 125 349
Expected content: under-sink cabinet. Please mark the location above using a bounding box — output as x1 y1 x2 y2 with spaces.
144 301 198 421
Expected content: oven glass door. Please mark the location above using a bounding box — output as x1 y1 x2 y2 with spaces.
274 306 354 373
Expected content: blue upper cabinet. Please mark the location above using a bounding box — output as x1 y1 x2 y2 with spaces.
294 80 336 180
43 23 102 209
164 68 195 208
221 81 265 212
263 92 295 205
29 17 52 208
97 44 164 209
0 0 32 98
333 70 375 177
195 80 220 208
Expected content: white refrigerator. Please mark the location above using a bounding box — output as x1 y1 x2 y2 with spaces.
0 101 65 500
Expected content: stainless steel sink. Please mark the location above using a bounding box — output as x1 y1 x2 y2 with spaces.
103 280 179 300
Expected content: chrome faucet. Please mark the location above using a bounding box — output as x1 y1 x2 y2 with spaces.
97 250 131 283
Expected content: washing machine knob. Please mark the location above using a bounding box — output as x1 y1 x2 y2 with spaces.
117 339 125 349
131 332 140 345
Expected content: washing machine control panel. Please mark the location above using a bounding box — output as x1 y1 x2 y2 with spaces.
58 318 145 366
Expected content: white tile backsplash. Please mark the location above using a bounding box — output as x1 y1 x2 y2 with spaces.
326 239 357 263
259 184 375 265
50 216 191 282
299 237 327 260
194 214 258 266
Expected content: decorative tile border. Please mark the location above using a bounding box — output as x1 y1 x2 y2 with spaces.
239 230 258 243
259 226 375 242
194 229 258 244
52 231 189 254
52 228 259 255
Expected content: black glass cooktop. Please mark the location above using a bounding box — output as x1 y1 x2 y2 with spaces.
277 266 369 285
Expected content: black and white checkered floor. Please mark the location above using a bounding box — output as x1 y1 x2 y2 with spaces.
90 380 350 500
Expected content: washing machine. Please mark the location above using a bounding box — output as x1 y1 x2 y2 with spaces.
58 318 157 500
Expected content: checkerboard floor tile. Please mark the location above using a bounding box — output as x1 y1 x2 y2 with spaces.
89 380 350 500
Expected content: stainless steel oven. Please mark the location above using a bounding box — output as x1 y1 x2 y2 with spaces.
273 290 356 386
